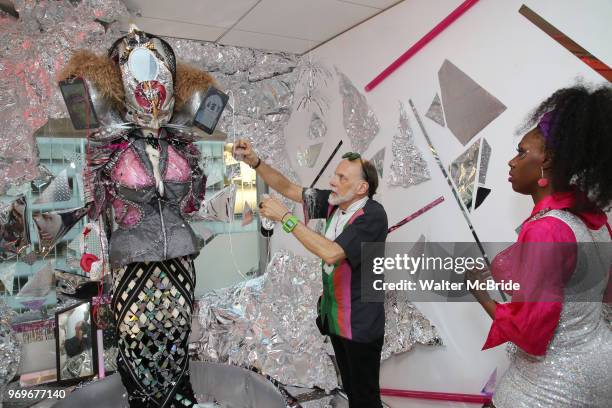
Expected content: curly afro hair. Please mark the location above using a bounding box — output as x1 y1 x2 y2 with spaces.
519 84 612 211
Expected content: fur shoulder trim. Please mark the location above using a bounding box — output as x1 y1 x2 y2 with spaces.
58 50 125 111
175 62 216 110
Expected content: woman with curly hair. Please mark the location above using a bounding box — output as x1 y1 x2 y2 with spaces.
468 84 612 407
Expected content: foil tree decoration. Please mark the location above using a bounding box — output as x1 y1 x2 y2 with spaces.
336 67 379 154
388 102 431 187
0 298 21 393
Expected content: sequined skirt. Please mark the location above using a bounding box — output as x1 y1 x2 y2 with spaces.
493 322 612 408
112 257 197 407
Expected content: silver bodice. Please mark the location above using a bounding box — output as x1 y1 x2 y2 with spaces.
494 210 612 408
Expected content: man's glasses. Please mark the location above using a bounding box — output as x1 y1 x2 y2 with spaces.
342 152 369 184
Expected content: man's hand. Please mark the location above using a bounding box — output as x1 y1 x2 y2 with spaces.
233 138 259 167
259 196 290 222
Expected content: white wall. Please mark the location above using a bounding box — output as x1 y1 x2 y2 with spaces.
272 1 612 406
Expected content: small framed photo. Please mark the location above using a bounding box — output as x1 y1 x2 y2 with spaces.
54 301 98 383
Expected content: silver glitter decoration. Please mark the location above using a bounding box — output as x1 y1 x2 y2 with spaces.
308 112 327 140
449 139 481 209
0 298 21 393
335 68 379 153
195 250 443 392
479 138 492 185
369 148 385 179
297 143 323 168
0 0 128 193
425 93 446 127
388 102 431 187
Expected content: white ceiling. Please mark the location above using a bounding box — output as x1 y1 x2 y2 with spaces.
121 0 403 54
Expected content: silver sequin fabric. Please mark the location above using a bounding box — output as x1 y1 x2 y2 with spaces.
493 210 612 408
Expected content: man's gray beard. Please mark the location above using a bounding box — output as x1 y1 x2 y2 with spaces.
328 190 356 206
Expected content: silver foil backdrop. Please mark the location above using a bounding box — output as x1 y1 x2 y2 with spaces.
0 0 302 193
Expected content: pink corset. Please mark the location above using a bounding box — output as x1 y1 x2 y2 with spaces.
109 139 193 228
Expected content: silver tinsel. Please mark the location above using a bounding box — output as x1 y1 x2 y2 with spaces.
0 298 21 391
388 102 431 187
194 250 443 392
335 68 379 154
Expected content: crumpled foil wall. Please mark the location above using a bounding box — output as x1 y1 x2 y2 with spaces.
194 250 443 392
0 0 129 192
165 38 300 185
0 0 301 193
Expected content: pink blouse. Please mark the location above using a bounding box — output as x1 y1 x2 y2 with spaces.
482 192 612 356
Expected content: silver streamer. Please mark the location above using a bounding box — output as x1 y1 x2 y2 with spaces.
0 298 21 393
369 148 385 179
0 0 128 193
425 93 446 127
335 68 379 154
308 112 327 140
195 250 443 392
388 102 431 187
449 140 481 209
296 143 323 168
479 138 492 185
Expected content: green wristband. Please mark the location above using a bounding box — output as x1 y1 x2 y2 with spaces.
282 214 299 233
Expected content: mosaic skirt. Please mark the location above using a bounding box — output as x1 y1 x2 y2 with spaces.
112 257 197 407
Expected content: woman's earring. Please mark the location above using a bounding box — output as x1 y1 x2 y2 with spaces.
537 167 549 187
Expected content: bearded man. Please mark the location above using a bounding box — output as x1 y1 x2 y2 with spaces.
234 139 388 408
